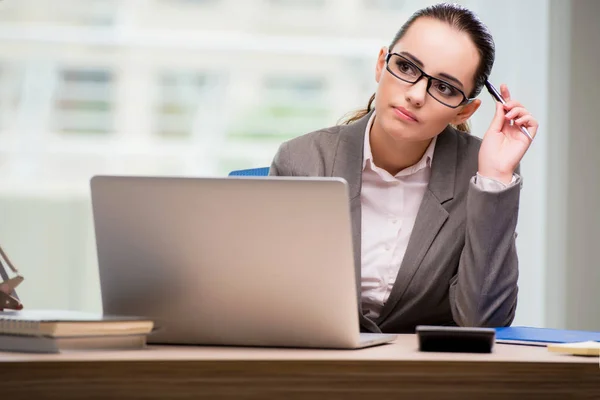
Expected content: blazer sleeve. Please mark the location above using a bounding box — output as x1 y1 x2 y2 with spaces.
269 142 292 176
448 172 522 327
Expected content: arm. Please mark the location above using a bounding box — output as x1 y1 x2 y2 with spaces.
269 141 291 177
449 173 521 327
449 82 538 327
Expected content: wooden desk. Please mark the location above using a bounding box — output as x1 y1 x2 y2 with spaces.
0 334 598 399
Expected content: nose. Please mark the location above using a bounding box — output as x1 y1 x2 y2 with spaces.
405 76 428 107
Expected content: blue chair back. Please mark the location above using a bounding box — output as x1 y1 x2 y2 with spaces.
228 167 270 177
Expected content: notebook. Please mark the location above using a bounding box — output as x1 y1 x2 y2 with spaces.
0 309 154 353
0 333 148 353
547 341 600 357
495 326 600 347
0 309 154 337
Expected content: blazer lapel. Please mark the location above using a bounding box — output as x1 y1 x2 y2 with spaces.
375 126 458 324
331 112 372 200
330 111 372 275
330 112 376 329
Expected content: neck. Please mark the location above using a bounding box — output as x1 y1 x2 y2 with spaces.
369 116 433 176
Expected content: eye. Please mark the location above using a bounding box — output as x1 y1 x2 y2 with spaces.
396 61 418 76
433 80 460 97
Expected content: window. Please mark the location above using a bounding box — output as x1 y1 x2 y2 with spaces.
0 64 22 133
53 68 115 135
229 75 329 142
155 71 223 139
267 0 327 9
66 0 117 26
167 0 220 4
363 0 407 11
0 0 117 26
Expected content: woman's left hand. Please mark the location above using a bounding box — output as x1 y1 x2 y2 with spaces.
478 84 539 184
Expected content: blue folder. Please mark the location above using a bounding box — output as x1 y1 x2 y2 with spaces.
495 326 600 346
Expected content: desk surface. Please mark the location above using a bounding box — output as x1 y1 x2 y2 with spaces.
1 334 598 399
0 334 597 363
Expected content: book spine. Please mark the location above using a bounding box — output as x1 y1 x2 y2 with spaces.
0 319 40 335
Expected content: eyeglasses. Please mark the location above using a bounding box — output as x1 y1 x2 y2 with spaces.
385 52 475 108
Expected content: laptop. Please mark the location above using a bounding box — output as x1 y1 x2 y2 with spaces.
90 175 397 349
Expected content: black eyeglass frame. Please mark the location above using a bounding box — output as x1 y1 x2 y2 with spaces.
384 52 476 109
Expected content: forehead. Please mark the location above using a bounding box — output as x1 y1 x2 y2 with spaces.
392 17 480 91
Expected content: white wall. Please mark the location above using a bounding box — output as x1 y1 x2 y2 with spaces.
544 0 571 330
563 0 600 330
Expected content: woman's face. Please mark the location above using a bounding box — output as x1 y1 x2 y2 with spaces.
374 17 482 142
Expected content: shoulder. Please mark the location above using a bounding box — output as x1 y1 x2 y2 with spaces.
279 112 370 158
269 124 348 176
449 125 482 166
436 125 482 179
454 126 483 154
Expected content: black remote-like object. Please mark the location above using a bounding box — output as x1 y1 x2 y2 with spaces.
416 325 495 353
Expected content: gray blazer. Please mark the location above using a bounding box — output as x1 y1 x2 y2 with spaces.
269 111 520 333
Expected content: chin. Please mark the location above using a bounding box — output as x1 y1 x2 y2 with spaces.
381 116 428 143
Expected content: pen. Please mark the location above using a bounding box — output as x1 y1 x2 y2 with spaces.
484 81 533 141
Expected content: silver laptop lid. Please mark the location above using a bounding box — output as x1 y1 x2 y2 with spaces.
91 176 361 348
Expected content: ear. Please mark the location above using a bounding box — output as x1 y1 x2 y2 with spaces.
375 47 388 83
451 99 481 125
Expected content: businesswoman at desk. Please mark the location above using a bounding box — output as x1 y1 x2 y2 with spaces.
269 3 538 333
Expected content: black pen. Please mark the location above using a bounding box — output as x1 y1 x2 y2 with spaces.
484 81 533 140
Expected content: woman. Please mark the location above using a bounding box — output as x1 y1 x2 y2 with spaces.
269 3 538 333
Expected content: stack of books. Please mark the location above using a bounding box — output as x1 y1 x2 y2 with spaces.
0 309 154 353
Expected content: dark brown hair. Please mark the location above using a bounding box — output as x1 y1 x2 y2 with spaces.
341 2 495 133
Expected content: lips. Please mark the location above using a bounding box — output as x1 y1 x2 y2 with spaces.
393 106 419 122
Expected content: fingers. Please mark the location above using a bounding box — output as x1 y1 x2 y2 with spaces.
503 100 522 110
489 101 506 132
500 84 511 102
505 107 539 140
514 114 536 126
505 106 538 128
514 115 539 137
491 85 540 140
505 106 528 120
